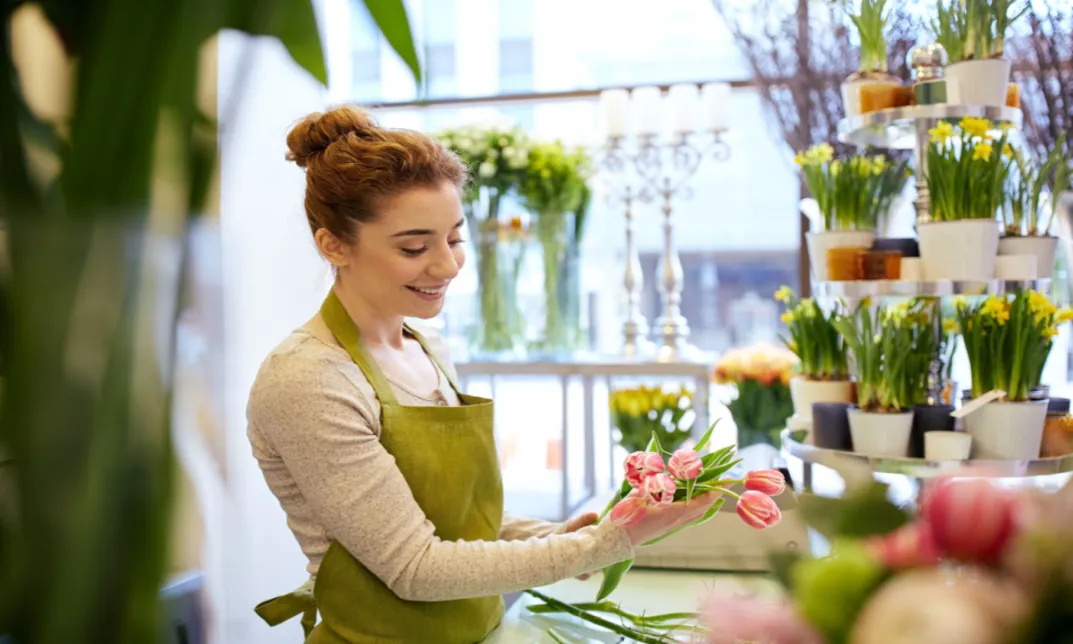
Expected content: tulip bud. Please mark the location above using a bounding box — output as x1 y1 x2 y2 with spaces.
624 451 665 489
744 469 787 496
610 494 648 528
865 521 942 570
667 448 703 480
737 490 782 529
642 473 677 507
921 478 1018 564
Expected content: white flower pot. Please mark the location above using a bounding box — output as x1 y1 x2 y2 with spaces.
848 409 915 457
917 220 999 281
806 230 876 282
946 58 1012 107
998 235 1057 279
963 399 1048 460
790 377 854 424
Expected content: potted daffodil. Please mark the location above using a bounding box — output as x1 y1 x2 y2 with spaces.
933 0 1029 107
837 0 903 116
999 139 1072 279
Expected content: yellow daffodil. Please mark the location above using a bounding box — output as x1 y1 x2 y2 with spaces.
860 295 873 309
808 143 835 164
943 318 959 335
830 160 842 176
972 142 993 162
959 116 992 139
982 296 1010 325
793 152 805 166
1057 307 1073 324
928 121 955 143
801 299 818 318
871 155 888 174
1002 143 1014 158
774 285 794 303
1044 327 1059 340
780 311 795 325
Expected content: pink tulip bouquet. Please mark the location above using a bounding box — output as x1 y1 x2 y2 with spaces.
596 423 786 602
697 473 1073 644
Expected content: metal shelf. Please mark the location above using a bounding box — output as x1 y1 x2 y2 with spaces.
781 429 1073 479
812 279 1051 301
837 104 1023 150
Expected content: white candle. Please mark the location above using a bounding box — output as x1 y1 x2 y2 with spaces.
667 83 699 135
701 82 731 132
599 88 630 138
631 85 663 137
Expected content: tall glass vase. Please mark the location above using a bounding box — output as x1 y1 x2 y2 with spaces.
533 211 580 356
470 212 525 358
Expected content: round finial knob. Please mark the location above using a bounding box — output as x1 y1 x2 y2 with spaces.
908 43 948 81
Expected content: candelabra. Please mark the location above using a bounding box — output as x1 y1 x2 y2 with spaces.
598 83 733 361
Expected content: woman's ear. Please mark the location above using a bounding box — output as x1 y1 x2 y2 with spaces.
314 228 351 268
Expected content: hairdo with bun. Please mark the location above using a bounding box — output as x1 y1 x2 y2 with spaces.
286 105 467 243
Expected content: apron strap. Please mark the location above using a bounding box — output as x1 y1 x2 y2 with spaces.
254 580 318 639
404 322 463 395
320 290 399 406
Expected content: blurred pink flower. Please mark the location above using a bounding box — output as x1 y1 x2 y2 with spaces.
744 469 787 496
642 473 677 507
625 451 665 489
921 477 1018 564
610 493 647 527
701 592 822 644
668 448 704 480
865 521 942 570
737 490 782 529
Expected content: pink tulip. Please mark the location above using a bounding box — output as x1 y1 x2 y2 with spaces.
624 451 665 489
668 448 704 480
610 494 648 528
737 490 782 530
642 473 677 507
921 478 1018 564
744 469 787 496
701 592 823 644
865 521 942 570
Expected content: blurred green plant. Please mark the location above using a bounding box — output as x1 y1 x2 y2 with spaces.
0 1 418 642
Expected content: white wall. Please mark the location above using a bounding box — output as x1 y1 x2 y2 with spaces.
217 14 334 643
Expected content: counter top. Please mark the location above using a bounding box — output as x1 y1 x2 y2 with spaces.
485 568 780 643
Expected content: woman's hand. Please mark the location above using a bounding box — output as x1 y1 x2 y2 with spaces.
620 491 721 547
559 512 600 580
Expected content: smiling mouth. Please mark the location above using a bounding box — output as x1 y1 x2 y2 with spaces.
407 285 447 297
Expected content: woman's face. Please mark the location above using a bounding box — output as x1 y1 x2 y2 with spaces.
331 181 466 320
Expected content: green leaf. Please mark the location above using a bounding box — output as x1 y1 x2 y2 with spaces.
693 419 719 452
768 550 803 592
228 0 328 85
797 482 911 541
363 0 421 85
595 558 633 601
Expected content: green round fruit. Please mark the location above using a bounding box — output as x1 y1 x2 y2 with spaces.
792 541 887 641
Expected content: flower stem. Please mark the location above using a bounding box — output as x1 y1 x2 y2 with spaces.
524 589 684 644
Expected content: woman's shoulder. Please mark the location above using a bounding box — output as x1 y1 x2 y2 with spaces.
247 329 376 417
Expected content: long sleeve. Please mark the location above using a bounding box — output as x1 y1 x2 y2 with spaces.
248 346 634 603
499 513 563 541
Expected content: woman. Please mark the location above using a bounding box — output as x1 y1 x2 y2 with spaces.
248 105 718 643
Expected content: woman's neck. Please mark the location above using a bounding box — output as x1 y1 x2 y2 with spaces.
331 284 406 349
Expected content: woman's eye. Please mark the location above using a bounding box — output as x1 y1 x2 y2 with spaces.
401 247 427 257
449 238 465 247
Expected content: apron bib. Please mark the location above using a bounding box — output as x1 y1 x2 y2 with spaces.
255 291 504 643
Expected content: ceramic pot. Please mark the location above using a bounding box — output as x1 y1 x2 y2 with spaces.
812 402 853 451
998 235 1058 279
909 404 956 458
963 399 1048 460
806 230 876 282
917 219 999 281
946 58 1013 107
790 378 854 424
848 408 915 457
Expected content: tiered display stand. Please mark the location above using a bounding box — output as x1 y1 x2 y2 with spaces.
785 104 1073 494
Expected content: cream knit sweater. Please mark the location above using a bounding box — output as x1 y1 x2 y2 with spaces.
246 315 633 602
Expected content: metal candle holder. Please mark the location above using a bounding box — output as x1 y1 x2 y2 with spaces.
599 131 731 360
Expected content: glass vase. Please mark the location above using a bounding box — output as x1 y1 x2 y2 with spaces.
471 220 525 358
532 210 580 356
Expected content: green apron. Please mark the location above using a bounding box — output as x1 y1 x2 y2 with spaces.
255 291 505 643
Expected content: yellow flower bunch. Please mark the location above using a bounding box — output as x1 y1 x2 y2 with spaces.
610 385 693 453
926 116 1013 222
954 290 1070 400
775 286 849 380
714 344 799 388
795 143 910 231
